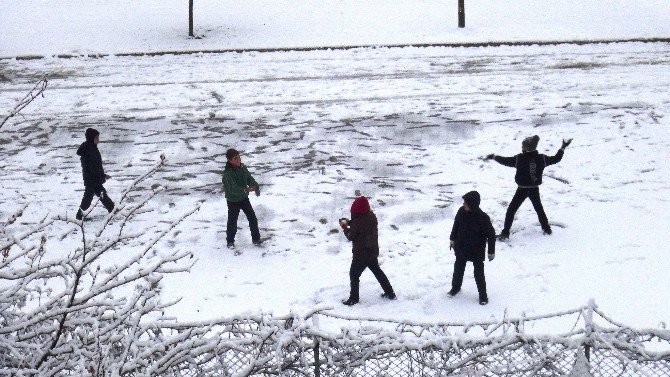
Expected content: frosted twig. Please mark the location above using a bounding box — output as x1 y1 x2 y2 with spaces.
0 76 48 130
594 332 654 376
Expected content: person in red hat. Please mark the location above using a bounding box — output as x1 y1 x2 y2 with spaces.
341 194 395 306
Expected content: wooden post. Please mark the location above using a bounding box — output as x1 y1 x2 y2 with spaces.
458 0 465 28
189 0 194 37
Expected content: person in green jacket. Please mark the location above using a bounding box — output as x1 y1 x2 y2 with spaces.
222 148 261 248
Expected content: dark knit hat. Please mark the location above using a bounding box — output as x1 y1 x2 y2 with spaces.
462 191 481 210
522 135 540 152
351 196 371 215
226 148 240 160
85 128 99 143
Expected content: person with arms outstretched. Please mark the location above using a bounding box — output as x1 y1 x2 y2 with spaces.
486 135 572 239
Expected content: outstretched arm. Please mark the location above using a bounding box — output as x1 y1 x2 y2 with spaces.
545 138 571 166
544 149 564 166
492 154 517 167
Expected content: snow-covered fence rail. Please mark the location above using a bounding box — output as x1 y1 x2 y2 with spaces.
140 300 670 377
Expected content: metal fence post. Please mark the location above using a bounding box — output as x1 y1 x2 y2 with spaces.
458 0 465 28
584 300 596 363
314 338 321 377
584 343 591 362
188 0 194 37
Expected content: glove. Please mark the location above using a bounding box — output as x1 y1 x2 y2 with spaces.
561 138 573 149
339 218 349 229
449 240 454 250
254 187 260 197
484 153 495 160
488 253 495 262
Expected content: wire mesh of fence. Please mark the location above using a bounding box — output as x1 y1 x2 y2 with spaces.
144 300 669 377
2 301 669 376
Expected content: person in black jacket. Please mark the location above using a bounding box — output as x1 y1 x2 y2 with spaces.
75 128 115 220
341 195 395 306
486 135 572 239
448 191 496 305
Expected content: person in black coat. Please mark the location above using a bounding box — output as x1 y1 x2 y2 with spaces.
448 191 496 305
341 195 395 306
486 135 572 239
75 128 115 220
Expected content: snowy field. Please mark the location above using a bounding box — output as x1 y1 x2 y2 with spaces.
2 0 670 57
2 42 670 330
1 1 670 332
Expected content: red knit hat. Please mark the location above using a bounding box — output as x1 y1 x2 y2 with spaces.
351 196 371 215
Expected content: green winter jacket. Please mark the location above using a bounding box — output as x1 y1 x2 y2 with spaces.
222 163 259 203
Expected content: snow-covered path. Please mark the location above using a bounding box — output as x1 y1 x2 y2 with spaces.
1 42 669 327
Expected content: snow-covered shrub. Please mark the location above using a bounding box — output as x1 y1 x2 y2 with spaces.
0 157 202 375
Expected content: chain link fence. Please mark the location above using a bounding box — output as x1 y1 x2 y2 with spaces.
151 301 670 377
3 301 667 376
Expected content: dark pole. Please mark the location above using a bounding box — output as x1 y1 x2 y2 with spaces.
458 0 465 28
314 339 321 377
189 0 194 37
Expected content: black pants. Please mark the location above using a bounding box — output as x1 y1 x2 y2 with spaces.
503 187 550 233
451 257 487 296
78 185 115 218
349 257 394 301
226 198 260 244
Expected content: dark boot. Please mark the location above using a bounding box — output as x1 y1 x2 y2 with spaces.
381 292 396 300
498 230 510 240
76 209 83 220
479 294 489 305
342 297 359 306
447 288 460 298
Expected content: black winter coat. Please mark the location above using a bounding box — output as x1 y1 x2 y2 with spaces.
77 141 106 188
450 207 496 262
344 211 379 260
494 149 564 187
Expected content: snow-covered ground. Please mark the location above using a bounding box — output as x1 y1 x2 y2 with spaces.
2 0 670 57
1 1 669 330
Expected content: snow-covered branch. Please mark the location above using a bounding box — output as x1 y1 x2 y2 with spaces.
0 76 48 130
0 156 204 375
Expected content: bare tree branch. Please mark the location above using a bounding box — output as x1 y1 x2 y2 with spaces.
0 76 48 130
